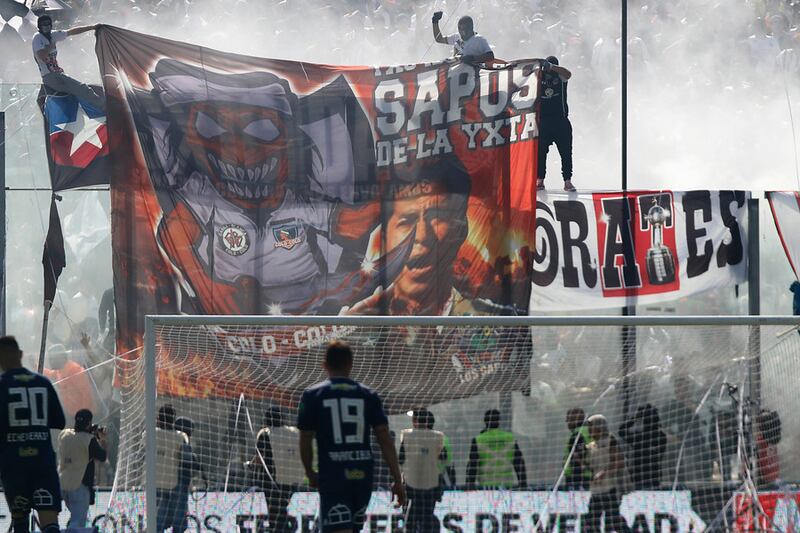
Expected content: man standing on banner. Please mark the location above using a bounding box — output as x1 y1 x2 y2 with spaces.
58 409 108 529
466 409 527 489
0 336 66 533
536 55 575 192
249 407 305 533
298 341 406 533
31 15 104 110
399 409 449 533
431 12 494 64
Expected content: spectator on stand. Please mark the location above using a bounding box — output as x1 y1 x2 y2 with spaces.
585 414 630 533
432 12 494 64
562 407 592 490
618 404 667 489
43 344 97 422
755 409 782 487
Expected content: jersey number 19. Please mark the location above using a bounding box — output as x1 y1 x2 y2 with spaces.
323 398 364 444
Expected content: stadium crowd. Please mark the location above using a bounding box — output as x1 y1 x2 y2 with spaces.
0 0 798 526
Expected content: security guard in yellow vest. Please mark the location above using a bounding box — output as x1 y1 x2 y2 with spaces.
399 409 449 533
466 409 527 488
563 407 593 489
249 407 303 533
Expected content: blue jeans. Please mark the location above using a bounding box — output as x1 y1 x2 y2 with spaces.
63 484 91 529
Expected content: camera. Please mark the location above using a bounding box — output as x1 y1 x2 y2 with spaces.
91 424 107 435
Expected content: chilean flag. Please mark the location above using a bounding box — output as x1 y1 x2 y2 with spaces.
43 91 110 190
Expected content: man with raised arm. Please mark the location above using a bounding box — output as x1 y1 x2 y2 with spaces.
0 336 66 533
432 12 494 64
31 15 104 110
298 341 406 533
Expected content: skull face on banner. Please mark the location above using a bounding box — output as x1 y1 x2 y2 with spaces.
127 59 384 315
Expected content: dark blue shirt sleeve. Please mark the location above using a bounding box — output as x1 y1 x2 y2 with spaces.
367 390 389 428
47 381 66 430
297 391 316 431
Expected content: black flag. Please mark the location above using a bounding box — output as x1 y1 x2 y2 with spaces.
42 194 65 305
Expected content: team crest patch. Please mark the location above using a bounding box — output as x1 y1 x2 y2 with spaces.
219 224 250 256
273 223 304 250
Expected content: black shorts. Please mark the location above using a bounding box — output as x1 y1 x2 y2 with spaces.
1 463 62 514
319 482 372 533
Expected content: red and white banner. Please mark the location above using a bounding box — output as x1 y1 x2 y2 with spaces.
768 191 800 279
530 190 750 311
734 491 800 533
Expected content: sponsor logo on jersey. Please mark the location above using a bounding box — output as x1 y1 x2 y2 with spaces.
19 447 39 457
219 224 250 256
344 468 366 480
272 223 303 250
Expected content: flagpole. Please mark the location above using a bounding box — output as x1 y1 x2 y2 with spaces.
0 111 5 336
37 301 52 373
620 0 636 421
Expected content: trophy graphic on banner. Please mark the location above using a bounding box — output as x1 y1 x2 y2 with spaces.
644 200 676 285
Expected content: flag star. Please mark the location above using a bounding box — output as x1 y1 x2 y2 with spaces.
55 103 105 156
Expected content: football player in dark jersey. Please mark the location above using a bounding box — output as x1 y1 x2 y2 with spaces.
298 341 406 533
0 336 66 533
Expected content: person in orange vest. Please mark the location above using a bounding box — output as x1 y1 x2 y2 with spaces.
43 344 97 421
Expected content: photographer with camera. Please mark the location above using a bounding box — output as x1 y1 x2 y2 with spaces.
58 409 108 529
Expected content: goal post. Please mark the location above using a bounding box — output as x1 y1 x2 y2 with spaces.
117 314 800 533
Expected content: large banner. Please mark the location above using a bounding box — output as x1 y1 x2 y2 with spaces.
89 491 705 532
530 190 749 311
767 191 800 279
96 26 538 401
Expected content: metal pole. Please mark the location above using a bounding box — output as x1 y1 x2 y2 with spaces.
37 302 52 373
620 0 636 421
746 197 762 529
621 0 628 193
747 198 760 406
0 111 5 336
144 316 157 533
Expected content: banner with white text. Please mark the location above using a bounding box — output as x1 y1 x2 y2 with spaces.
530 190 749 311
83 491 706 533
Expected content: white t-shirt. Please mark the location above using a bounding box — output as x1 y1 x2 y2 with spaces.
32 30 67 77
445 33 492 58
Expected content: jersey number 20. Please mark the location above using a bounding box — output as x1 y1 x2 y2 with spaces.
8 387 48 427
322 398 364 444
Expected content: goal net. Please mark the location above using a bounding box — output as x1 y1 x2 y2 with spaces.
106 315 800 533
